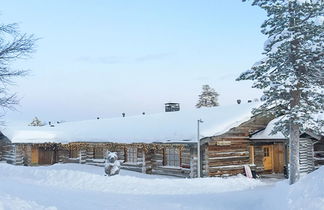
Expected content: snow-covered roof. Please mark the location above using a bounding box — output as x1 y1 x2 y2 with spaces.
250 117 286 140
251 114 324 140
1 103 259 144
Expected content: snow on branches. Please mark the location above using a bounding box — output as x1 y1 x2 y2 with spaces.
237 0 324 136
28 117 45 127
238 0 323 184
196 85 220 108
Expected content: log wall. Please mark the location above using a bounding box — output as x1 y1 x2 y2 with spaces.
151 145 195 178
205 115 273 177
53 143 197 178
1 145 24 165
299 138 315 174
207 138 251 176
313 138 324 168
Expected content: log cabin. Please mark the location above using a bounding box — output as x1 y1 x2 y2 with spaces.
1 103 322 178
1 103 260 177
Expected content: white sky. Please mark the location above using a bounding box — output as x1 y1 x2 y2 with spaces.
1 0 266 123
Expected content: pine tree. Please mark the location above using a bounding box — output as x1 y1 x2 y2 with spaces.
237 0 324 184
29 117 44 126
196 85 220 108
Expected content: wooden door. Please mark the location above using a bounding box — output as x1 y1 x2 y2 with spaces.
31 147 39 164
263 145 273 171
38 148 54 165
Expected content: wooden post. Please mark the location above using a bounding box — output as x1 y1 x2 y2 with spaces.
142 151 146 174
197 119 203 178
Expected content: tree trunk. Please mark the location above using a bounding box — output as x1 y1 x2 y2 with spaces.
289 122 300 185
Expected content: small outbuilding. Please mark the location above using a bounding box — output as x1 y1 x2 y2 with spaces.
250 117 324 175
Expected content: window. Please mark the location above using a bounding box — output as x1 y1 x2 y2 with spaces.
94 148 103 159
264 147 269 157
70 149 79 158
181 150 190 168
165 148 180 167
127 147 137 163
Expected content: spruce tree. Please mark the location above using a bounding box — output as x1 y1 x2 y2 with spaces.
237 0 323 184
196 85 220 108
29 117 44 126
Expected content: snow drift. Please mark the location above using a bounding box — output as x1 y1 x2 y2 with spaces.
0 163 323 210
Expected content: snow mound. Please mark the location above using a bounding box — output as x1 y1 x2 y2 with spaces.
0 163 266 195
0 163 323 209
0 194 57 210
288 167 324 210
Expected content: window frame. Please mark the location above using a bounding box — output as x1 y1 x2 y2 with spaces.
126 147 137 163
164 147 180 167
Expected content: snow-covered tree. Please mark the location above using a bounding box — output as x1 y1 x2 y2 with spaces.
29 117 44 126
196 85 220 108
237 0 324 184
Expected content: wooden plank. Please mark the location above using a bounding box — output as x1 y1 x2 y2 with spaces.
209 168 244 176
207 151 249 158
208 159 249 167
250 146 255 164
273 144 279 173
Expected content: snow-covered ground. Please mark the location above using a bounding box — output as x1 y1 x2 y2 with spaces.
0 163 323 210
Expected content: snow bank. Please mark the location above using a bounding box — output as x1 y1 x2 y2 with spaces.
260 167 324 210
0 194 56 210
0 163 323 210
0 163 265 195
288 167 324 210
2 103 258 144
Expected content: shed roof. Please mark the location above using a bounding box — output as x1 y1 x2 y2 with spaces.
251 114 324 140
250 117 286 140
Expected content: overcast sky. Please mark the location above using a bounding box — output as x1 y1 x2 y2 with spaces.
1 0 266 123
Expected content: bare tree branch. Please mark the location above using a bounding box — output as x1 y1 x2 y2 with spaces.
0 21 37 115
